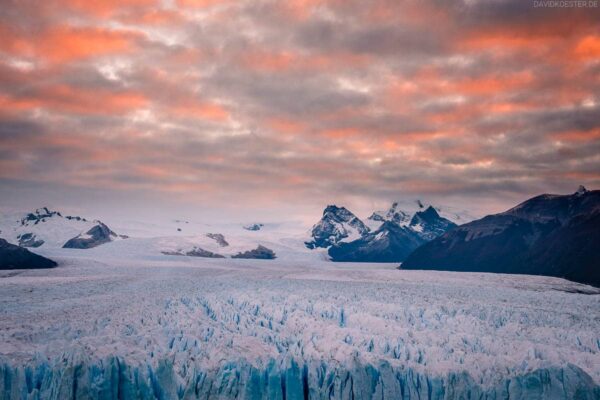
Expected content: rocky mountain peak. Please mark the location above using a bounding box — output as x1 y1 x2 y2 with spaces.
575 185 588 196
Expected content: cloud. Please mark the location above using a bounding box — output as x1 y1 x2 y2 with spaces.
0 0 598 221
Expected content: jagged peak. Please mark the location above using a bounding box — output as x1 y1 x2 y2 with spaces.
575 185 588 196
323 204 347 213
417 206 440 218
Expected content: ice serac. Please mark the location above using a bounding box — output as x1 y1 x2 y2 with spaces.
63 222 118 249
402 187 600 287
1 357 598 399
305 205 370 249
329 221 424 262
0 238 57 269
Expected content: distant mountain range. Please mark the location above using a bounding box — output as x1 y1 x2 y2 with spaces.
0 207 123 250
2 188 598 287
306 201 462 262
401 186 600 287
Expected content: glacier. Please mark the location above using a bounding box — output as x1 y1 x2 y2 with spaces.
1 249 599 399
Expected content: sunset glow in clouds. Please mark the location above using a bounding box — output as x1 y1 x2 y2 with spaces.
0 0 599 221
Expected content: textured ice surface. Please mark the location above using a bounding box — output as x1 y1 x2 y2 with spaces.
1 250 599 399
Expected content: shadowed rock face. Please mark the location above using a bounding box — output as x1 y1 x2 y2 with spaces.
329 221 425 262
409 206 457 241
0 238 57 269
20 207 88 226
402 188 600 287
243 223 264 231
17 233 44 248
162 247 225 258
206 233 229 247
63 222 117 249
20 207 62 226
232 245 276 259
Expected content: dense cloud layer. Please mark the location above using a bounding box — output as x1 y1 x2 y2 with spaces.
0 0 599 221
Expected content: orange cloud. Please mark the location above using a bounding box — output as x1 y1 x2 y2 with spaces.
267 118 308 135
64 0 158 17
321 127 362 139
171 100 229 121
176 0 227 8
0 85 147 115
0 25 140 64
574 35 600 60
119 8 185 26
41 26 139 63
454 71 534 95
552 129 600 142
280 0 325 20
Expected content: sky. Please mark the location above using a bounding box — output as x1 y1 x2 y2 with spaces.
0 0 599 224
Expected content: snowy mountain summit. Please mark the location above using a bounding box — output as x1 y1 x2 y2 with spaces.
304 205 370 249
367 199 471 229
307 201 461 261
62 222 119 249
0 207 122 250
367 201 413 227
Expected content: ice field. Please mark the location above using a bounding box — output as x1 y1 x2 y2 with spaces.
1 247 600 399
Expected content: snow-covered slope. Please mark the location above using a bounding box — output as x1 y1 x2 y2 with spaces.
367 200 475 230
0 253 599 399
0 207 121 249
0 209 326 261
305 205 370 249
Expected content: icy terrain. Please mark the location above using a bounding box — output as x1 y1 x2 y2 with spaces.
1 247 599 399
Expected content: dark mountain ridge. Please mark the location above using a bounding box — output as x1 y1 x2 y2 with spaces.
0 238 57 270
401 187 600 287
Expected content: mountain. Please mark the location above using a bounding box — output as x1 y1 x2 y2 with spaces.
306 203 459 261
243 223 264 231
366 201 412 228
162 247 225 258
232 245 276 259
328 221 425 262
305 205 370 249
366 200 474 231
0 207 123 249
63 222 118 249
0 238 57 270
401 187 600 287
409 206 457 241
